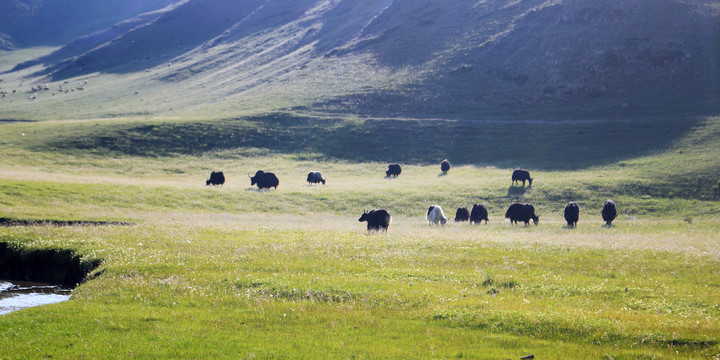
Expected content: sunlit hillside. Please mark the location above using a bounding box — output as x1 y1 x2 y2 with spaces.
0 0 718 120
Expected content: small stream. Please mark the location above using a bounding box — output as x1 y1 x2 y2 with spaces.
0 280 71 315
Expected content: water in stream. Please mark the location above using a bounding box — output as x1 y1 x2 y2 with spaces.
0 280 71 315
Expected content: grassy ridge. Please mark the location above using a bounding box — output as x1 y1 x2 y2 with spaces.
17 113 700 169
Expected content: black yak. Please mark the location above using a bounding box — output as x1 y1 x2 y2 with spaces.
206 171 225 186
386 164 402 177
440 159 451 174
602 200 617 226
426 205 449 226
505 203 539 226
470 203 489 225
454 207 470 222
512 169 533 187
249 170 279 190
306 171 326 185
564 201 579 227
358 209 392 233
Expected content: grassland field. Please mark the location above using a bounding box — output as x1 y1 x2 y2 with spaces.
0 115 719 359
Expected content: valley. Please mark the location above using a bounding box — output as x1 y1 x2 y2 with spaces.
0 0 718 358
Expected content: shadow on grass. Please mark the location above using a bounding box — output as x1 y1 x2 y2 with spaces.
507 185 530 198
40 113 703 171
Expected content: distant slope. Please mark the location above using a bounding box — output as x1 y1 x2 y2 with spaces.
315 0 720 118
0 0 718 120
9 10 172 72
40 0 270 79
0 0 181 49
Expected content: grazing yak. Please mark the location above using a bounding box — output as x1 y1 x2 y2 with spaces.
440 159 451 174
386 164 402 177
602 200 617 226
564 201 579 227
511 169 533 187
505 203 539 226
358 209 392 233
454 207 470 222
206 171 225 186
470 203 489 225
426 205 449 226
249 170 279 190
306 171 326 185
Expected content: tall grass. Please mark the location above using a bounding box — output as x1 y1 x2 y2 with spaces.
1 218 718 358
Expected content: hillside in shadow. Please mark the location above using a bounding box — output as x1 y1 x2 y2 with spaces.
0 0 179 49
41 113 700 171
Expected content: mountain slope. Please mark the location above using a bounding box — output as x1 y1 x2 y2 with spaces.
0 0 182 49
316 0 720 118
42 0 271 79
0 0 718 120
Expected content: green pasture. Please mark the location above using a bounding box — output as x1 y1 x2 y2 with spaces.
0 116 719 358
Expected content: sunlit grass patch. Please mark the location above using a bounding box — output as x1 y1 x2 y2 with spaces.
1 210 719 358
0 116 719 358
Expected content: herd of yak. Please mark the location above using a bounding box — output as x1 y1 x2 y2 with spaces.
205 161 618 234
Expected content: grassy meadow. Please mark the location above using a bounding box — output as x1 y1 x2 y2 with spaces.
0 115 719 359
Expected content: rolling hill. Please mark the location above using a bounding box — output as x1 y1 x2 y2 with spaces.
0 0 718 120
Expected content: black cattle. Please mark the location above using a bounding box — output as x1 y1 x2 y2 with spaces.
512 169 533 187
440 159 451 174
386 164 402 177
249 170 279 190
602 200 617 226
306 171 326 185
505 203 539 226
454 207 470 222
564 201 579 227
469 203 489 224
358 209 392 233
206 171 225 186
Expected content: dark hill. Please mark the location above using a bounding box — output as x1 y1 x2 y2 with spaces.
40 0 270 79
2 0 719 119
0 0 180 49
316 0 720 118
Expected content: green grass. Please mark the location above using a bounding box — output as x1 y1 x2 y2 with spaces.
0 115 719 358
1 113 702 169
1 220 719 358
